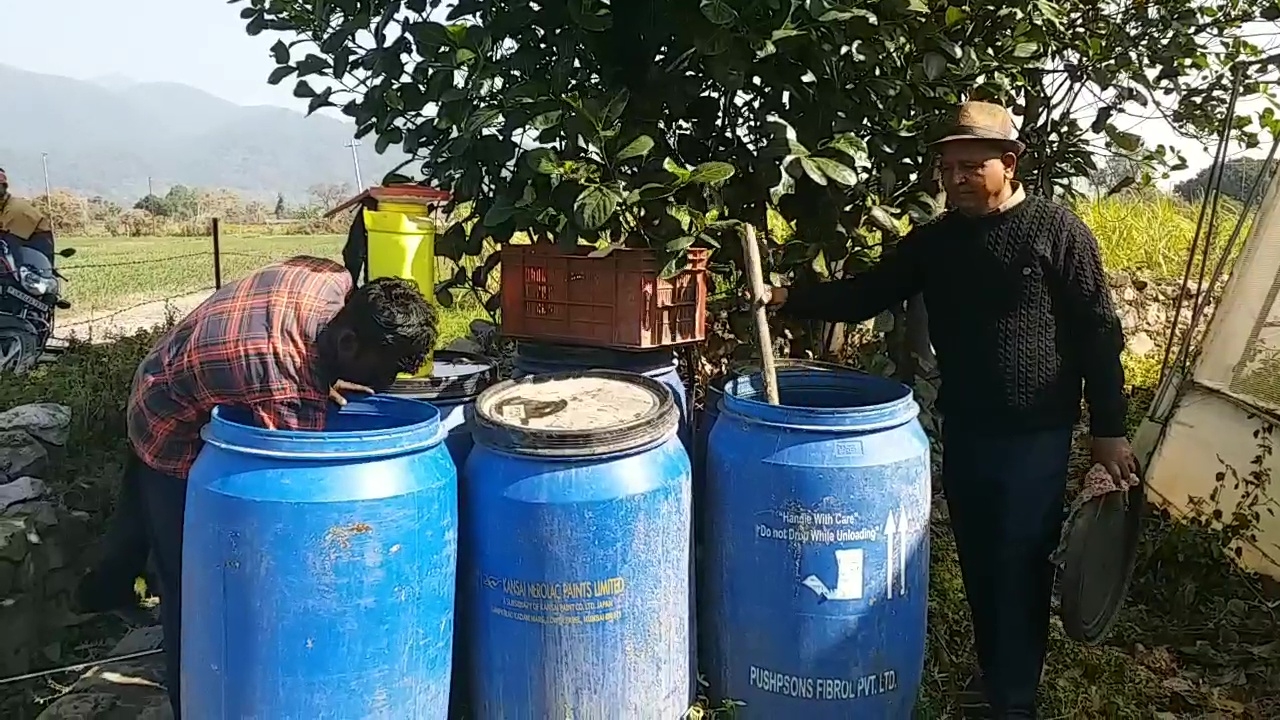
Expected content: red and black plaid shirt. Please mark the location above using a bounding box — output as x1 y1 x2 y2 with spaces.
127 256 352 479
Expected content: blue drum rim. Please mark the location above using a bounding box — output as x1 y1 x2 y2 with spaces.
202 395 447 460
707 358 847 405
722 368 919 432
514 341 679 373
389 349 497 402
472 369 680 457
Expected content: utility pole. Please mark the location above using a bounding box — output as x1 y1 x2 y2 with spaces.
40 152 54 230
345 140 364 191
40 152 51 201
147 176 154 197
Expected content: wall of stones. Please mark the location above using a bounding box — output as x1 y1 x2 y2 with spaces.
0 403 91 686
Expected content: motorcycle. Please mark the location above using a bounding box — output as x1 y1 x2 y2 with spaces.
0 234 74 373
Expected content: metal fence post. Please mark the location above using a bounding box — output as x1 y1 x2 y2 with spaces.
212 218 223 289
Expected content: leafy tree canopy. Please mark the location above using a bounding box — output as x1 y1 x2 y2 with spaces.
1174 155 1280 203
233 0 1280 295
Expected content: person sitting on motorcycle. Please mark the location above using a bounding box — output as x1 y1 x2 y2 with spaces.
0 168 56 259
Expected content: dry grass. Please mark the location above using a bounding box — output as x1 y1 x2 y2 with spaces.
1076 193 1249 283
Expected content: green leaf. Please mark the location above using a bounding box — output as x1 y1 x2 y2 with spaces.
525 148 560 174
568 0 613 31
483 199 516 226
412 21 451 48
689 161 736 184
809 157 859 186
945 7 967 26
603 90 630 125
270 40 290 65
531 111 563 130
868 206 898 234
574 186 619 230
1107 128 1143 153
826 134 868 165
923 52 946 81
663 157 693 184
753 39 777 59
616 135 655 162
771 28 807 42
666 236 697 252
699 0 738 25
1012 42 1039 59
658 251 688 279
307 88 334 116
798 157 828 186
267 66 296 86
434 286 456 308
292 80 317 98
906 0 928 11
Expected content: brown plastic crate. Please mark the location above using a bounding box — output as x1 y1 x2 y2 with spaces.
499 244 710 350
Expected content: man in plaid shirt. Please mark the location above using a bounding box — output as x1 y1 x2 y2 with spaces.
82 256 437 718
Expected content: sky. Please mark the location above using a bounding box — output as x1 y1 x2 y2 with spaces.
0 0 1272 187
0 0 300 110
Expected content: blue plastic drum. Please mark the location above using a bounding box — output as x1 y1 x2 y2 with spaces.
462 370 693 719
701 368 931 718
388 349 497 469
182 396 457 719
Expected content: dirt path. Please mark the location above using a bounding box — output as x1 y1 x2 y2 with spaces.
55 289 214 342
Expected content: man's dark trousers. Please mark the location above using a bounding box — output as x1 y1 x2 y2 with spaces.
76 454 150 612
942 422 1073 719
133 459 188 720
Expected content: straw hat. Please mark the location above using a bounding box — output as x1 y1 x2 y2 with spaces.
931 101 1025 155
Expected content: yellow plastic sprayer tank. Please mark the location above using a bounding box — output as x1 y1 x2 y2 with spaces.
365 199 438 377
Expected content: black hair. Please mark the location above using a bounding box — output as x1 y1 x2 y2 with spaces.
342 277 438 372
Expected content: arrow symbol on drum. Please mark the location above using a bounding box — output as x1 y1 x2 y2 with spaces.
885 512 897 600
897 510 908 597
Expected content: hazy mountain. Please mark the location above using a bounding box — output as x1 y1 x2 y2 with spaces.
0 65 410 204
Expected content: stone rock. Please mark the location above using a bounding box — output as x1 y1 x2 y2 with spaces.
1118 305 1141 332
0 430 47 481
1144 303 1168 330
0 403 72 446
111 625 164 655
0 475 46 512
36 663 170 720
0 517 33 562
35 627 171 720
1128 332 1157 357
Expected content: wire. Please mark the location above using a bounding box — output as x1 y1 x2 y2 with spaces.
51 288 216 342
0 649 163 687
59 252 210 270
59 250 286 271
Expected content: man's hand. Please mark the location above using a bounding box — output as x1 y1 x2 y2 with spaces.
329 379 375 406
1091 436 1138 482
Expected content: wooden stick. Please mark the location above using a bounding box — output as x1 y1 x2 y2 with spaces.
740 224 780 405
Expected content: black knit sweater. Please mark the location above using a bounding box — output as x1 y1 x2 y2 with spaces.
782 194 1128 437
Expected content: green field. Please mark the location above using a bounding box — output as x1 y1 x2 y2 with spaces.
57 233 486 344
58 234 347 314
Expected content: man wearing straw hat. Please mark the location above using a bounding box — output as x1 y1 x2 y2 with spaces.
759 101 1138 717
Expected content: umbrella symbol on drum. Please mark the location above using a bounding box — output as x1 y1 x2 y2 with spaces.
801 548 864 602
